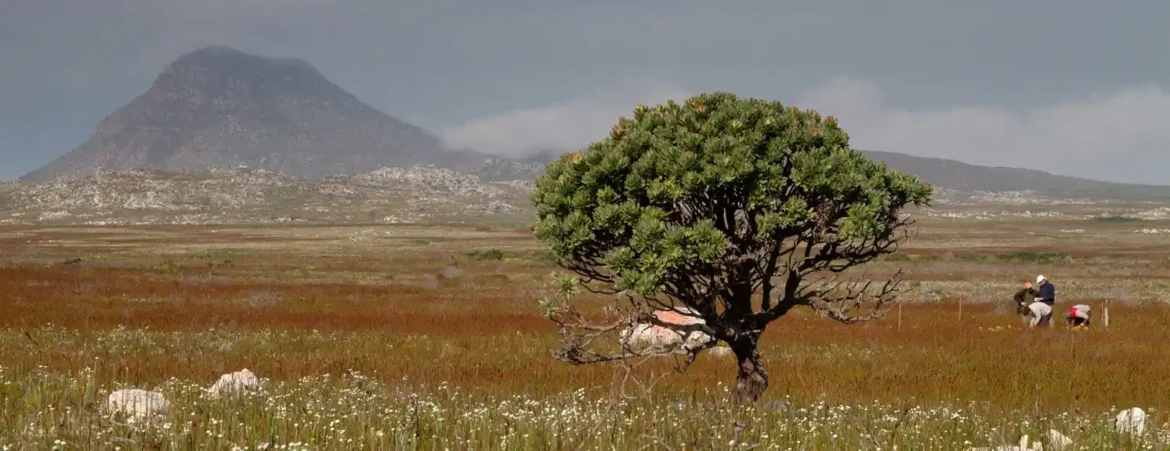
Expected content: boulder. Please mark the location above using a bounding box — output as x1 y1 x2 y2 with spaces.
619 307 713 353
105 389 170 424
1046 429 1072 450
207 368 261 398
1115 407 1146 435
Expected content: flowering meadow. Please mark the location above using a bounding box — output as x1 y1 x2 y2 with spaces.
2 362 1165 450
2 222 1170 449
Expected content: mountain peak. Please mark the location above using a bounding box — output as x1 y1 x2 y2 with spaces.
21 47 492 182
170 46 317 73
155 45 325 97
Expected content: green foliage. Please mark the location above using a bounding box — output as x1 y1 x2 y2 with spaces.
530 92 932 301
538 272 579 318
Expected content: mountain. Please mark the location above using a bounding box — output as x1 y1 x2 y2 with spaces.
20 46 493 183
13 41 1170 210
860 150 1170 202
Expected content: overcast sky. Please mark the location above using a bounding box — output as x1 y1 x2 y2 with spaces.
2 0 1169 183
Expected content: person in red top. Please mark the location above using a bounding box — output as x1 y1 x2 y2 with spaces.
1066 304 1091 330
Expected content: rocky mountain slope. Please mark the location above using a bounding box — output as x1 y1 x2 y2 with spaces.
20 46 494 183
5 158 1170 226
1 166 533 226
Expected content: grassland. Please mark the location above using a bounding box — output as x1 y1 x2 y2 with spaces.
2 218 1170 449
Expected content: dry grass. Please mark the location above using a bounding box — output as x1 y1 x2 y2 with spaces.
2 219 1170 449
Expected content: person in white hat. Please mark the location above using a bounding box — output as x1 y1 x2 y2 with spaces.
1031 275 1056 326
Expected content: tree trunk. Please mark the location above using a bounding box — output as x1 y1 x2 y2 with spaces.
731 338 768 404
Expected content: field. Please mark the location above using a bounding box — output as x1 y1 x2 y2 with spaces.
2 218 1170 450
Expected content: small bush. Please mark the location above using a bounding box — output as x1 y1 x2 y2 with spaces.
158 259 181 273
468 249 505 261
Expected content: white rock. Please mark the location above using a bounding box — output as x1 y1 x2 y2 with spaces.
707 346 734 358
619 307 714 354
619 323 712 353
207 368 261 398
105 389 169 424
1115 407 1146 435
968 434 1048 451
1046 429 1072 450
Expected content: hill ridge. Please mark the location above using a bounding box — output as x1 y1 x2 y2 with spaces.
860 150 1170 201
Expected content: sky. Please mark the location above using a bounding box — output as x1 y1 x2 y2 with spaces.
2 0 1169 183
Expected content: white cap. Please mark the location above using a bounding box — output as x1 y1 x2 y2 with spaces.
1036 275 1046 283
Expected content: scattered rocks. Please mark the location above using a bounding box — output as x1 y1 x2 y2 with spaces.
0 166 534 225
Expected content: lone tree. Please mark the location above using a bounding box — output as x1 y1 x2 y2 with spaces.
531 92 932 403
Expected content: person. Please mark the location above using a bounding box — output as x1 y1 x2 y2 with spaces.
1032 275 1056 326
1066 304 1091 330
1012 282 1036 317
1026 299 1053 328
1011 281 1051 328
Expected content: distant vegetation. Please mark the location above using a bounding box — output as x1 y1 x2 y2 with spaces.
1094 215 1142 223
882 251 1070 264
995 251 1070 264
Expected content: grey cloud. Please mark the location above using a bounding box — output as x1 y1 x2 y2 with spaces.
440 75 691 156
2 0 1168 181
796 77 1170 184
440 74 1170 185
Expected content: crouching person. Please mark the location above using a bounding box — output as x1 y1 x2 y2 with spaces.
1026 301 1053 328
1066 304 1091 330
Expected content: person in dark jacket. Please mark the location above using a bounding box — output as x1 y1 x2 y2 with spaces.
1034 275 1055 305
1012 283 1036 317
1033 275 1055 325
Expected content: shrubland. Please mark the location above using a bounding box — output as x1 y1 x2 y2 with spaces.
1 220 1169 449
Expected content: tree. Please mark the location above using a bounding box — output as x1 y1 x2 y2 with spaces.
531 92 933 403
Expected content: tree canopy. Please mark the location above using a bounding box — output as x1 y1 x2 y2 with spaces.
531 91 932 402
